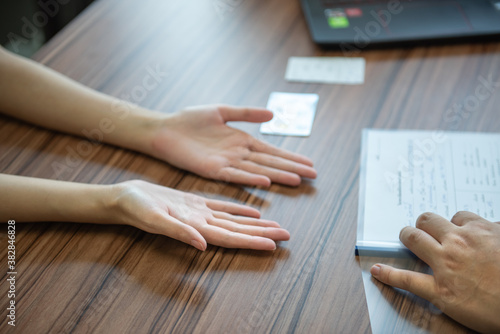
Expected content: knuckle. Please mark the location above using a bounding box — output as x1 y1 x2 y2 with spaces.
385 268 412 290
435 283 455 302
402 228 423 245
446 233 470 250
442 256 462 271
416 212 433 226
468 220 490 231
398 272 413 290
451 211 467 222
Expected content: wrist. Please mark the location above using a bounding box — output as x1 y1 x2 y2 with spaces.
106 103 172 157
48 182 135 227
78 183 121 224
47 182 118 224
0 174 119 224
104 180 155 230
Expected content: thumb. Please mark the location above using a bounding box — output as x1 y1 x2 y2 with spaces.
370 264 436 302
218 105 273 123
155 215 207 251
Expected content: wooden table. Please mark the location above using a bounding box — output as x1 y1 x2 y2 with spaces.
1 0 499 333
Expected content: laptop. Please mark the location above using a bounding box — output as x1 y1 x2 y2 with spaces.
300 0 500 48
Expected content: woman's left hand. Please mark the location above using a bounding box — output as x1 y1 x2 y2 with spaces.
147 105 317 186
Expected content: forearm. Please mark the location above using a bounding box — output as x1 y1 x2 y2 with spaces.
0 47 165 154
0 174 118 224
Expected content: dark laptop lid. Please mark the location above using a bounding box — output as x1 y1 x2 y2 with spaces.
301 0 500 47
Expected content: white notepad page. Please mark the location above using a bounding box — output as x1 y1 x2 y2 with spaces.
357 129 500 256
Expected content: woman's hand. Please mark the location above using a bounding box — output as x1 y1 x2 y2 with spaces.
113 180 290 251
0 50 315 187
147 105 317 187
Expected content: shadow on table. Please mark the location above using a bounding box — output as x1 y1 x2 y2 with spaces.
13 221 291 309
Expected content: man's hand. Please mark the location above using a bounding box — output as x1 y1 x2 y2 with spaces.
148 105 317 187
370 211 500 333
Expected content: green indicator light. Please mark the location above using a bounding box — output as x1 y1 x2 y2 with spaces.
328 16 349 28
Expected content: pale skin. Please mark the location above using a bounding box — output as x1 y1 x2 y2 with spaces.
371 211 500 333
0 46 316 250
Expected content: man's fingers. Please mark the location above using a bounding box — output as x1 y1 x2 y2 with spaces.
250 139 315 167
205 199 261 218
218 105 273 123
235 160 302 186
218 166 271 187
370 264 436 302
399 226 442 266
415 212 455 243
248 152 317 179
451 211 486 226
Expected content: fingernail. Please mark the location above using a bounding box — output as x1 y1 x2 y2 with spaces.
370 264 381 277
191 240 205 251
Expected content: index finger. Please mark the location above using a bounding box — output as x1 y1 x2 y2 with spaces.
399 226 442 266
415 212 455 243
250 139 315 167
218 106 274 123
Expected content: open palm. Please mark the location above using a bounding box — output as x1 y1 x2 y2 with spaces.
149 105 317 186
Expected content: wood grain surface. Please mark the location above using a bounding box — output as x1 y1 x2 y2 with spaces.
1 0 499 333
